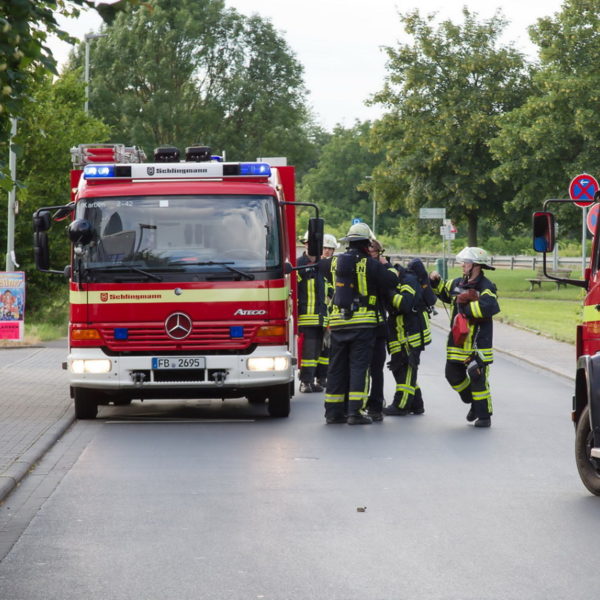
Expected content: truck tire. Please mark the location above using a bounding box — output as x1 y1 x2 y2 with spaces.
575 404 600 496
73 388 99 420
267 383 291 418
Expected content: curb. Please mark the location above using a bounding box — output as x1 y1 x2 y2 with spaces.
0 407 75 504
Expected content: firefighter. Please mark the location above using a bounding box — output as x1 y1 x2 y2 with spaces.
315 234 340 388
384 258 436 416
365 239 394 420
297 232 328 392
430 247 500 428
320 222 398 425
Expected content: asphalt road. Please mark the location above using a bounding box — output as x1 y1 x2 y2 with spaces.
0 327 598 600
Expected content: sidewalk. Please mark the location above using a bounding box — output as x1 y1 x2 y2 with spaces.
0 320 575 504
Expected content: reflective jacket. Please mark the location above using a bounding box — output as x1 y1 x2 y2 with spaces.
297 253 327 327
321 249 397 330
433 272 500 363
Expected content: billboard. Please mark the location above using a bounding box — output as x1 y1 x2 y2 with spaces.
0 272 25 341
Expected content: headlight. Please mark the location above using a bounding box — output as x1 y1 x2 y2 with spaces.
247 356 289 371
71 359 112 374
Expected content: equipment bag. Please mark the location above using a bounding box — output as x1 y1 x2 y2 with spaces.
407 258 437 309
451 312 470 346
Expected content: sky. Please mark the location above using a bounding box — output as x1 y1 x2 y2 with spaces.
52 0 566 131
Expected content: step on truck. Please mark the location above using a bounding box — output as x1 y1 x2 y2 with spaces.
533 202 600 494
33 143 322 419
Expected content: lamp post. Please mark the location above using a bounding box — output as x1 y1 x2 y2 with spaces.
364 175 375 237
84 33 107 114
6 117 18 271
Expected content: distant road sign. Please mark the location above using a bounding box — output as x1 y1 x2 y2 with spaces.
569 174 599 207
587 203 600 234
419 208 446 219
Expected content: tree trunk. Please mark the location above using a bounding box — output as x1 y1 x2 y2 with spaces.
467 212 478 246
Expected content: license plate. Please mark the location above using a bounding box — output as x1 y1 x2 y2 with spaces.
152 357 206 370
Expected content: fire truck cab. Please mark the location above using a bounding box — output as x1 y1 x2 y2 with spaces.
33 144 322 420
533 206 600 494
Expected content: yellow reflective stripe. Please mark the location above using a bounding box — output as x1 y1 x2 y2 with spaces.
71 286 288 304
301 359 318 367
299 315 321 325
481 289 496 299
583 305 600 323
325 394 345 403
452 377 471 392
470 300 483 319
317 357 329 365
356 259 367 296
400 284 416 295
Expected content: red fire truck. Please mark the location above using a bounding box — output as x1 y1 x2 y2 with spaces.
33 144 322 420
533 203 600 494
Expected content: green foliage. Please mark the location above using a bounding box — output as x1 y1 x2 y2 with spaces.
297 121 394 236
68 0 320 174
0 71 109 310
368 8 530 245
490 0 600 236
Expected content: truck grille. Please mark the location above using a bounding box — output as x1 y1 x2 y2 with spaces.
100 324 258 352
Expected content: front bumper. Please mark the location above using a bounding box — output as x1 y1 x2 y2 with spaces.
67 345 294 394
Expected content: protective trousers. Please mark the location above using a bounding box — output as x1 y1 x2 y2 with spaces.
390 347 422 411
367 334 387 413
445 360 492 418
325 327 376 420
299 326 324 383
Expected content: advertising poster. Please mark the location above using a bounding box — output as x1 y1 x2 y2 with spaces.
0 271 25 341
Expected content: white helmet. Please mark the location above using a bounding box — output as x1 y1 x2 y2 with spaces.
323 233 339 249
341 222 374 242
456 247 494 269
299 230 309 244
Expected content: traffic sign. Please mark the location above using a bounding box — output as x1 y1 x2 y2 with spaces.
419 208 446 219
352 218 361 224
587 203 600 234
569 173 599 207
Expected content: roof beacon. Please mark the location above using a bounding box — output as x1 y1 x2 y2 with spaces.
185 145 212 162
153 146 180 162
70 144 146 168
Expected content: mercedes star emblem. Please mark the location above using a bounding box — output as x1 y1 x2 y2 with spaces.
165 312 193 340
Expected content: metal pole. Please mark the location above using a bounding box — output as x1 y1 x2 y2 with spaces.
583 207 588 276
84 38 90 113
6 118 17 271
372 196 376 238
553 221 559 270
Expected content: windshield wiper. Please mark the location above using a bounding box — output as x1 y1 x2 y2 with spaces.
85 265 163 282
167 260 255 281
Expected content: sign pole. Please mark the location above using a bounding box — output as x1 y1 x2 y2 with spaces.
583 207 588 277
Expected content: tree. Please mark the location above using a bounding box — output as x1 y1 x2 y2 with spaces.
1 71 109 312
490 0 600 235
368 9 530 246
297 121 389 238
0 0 138 190
69 0 319 174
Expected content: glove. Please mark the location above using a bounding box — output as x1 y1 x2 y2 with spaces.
456 288 479 304
429 271 441 285
386 352 404 372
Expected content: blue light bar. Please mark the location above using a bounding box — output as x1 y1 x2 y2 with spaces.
84 164 115 179
239 163 271 177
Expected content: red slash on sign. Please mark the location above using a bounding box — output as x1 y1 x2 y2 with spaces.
569 173 599 207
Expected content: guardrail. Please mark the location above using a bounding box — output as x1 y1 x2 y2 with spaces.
387 254 584 270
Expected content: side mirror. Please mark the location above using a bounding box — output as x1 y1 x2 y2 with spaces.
68 219 93 246
33 210 52 233
307 217 324 259
33 231 50 270
532 211 555 253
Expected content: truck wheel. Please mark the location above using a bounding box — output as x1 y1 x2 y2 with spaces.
575 404 600 496
73 388 99 420
267 383 291 418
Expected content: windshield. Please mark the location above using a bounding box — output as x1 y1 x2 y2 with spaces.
75 195 281 280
